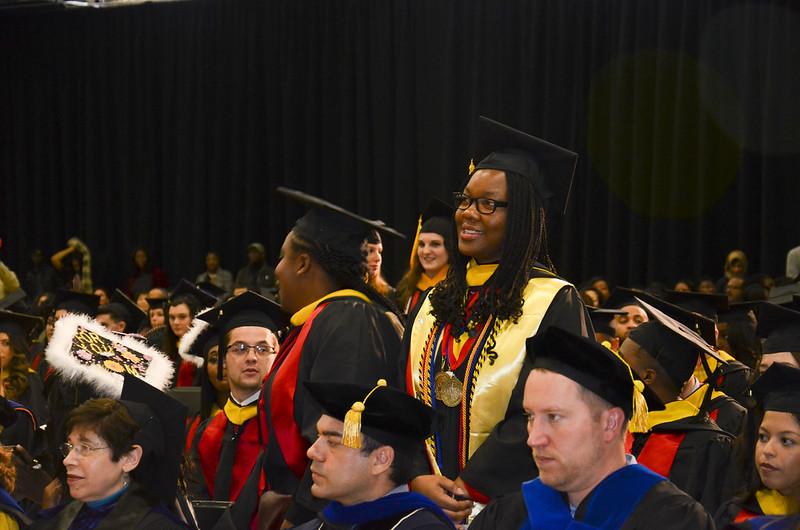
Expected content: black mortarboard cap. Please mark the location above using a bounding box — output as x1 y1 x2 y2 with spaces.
662 291 729 320
629 298 724 389
757 302 800 354
55 289 100 317
633 291 718 346
718 301 760 325
197 290 287 336
145 297 166 311
526 327 662 427
304 379 436 449
0 289 26 311
589 308 628 337
169 279 217 308
472 116 578 215
602 287 647 311
0 310 43 342
768 283 800 306
279 187 405 263
196 281 227 302
420 198 453 238
751 362 800 416
119 374 187 507
108 289 147 332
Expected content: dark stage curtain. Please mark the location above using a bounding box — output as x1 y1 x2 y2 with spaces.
1 0 799 293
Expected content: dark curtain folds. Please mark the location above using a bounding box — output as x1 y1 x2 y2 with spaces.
1 0 798 291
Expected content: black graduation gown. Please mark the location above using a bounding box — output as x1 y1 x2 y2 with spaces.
259 295 404 524
470 479 713 530
715 360 751 405
716 495 764 529
30 483 187 529
631 414 734 514
404 269 591 501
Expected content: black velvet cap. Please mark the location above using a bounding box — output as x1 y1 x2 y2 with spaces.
107 289 147 332
278 187 405 263
55 289 100 317
472 116 578 215
526 326 660 418
633 290 717 346
304 379 436 448
602 287 647 311
751 362 800 416
197 290 287 336
629 297 724 389
0 310 43 342
662 291 729 320
757 302 800 354
119 374 187 507
170 279 217 308
589 308 628 337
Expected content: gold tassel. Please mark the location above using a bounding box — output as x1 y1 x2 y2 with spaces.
468 158 475 174
409 215 423 270
342 402 365 449
341 379 388 449
629 380 650 433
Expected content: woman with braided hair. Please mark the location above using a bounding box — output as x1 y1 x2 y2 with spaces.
405 117 592 524
218 188 406 529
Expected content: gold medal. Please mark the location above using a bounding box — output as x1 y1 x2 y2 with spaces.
434 370 463 407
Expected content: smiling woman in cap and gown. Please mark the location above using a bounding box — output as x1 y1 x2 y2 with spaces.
395 199 454 317
404 117 591 522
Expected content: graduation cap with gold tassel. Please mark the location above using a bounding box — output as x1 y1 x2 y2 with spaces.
304 378 437 450
407 198 454 271
526 326 663 434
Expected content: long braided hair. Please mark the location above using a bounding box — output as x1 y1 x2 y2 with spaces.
429 170 554 338
289 231 402 318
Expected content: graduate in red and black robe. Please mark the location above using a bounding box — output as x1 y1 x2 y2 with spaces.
190 291 285 503
619 300 735 515
215 189 407 529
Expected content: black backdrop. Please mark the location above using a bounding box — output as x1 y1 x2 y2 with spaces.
2 0 799 292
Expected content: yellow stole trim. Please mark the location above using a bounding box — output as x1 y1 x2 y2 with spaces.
409 274 569 468
646 399 699 431
683 383 727 411
465 260 498 287
223 399 258 426
290 289 371 327
693 349 736 381
416 266 449 292
756 488 799 515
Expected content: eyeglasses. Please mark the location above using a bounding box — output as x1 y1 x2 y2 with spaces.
225 342 275 356
453 192 509 215
60 442 110 458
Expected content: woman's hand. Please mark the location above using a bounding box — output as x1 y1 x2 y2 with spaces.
410 474 473 523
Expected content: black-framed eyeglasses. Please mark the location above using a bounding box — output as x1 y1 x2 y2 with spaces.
225 342 275 356
453 192 509 215
60 442 110 458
